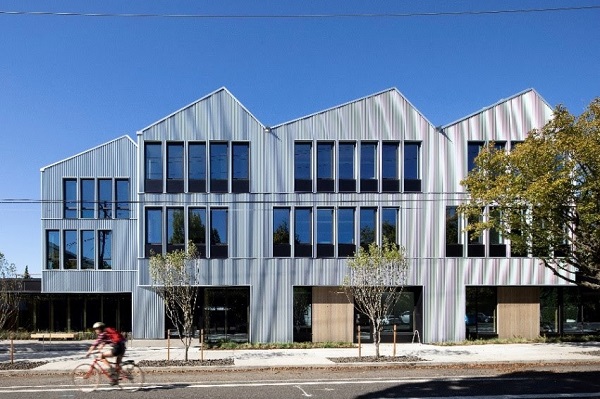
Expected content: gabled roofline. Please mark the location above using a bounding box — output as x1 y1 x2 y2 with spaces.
441 88 552 129
270 87 436 129
40 135 136 172
138 87 266 134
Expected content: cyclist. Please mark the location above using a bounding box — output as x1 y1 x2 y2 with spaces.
86 322 127 385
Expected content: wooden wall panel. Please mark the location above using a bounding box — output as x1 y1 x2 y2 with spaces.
497 287 540 339
312 287 354 342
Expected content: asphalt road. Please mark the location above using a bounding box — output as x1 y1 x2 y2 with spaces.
1 363 600 398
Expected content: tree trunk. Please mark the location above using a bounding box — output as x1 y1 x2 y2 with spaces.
373 321 380 357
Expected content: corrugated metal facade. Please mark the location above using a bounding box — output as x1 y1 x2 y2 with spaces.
41 88 574 342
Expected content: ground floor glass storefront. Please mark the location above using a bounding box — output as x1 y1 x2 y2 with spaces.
541 287 600 335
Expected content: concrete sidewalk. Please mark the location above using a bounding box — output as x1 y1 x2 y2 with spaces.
2 340 600 373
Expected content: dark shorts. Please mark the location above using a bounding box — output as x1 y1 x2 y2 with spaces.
111 341 126 357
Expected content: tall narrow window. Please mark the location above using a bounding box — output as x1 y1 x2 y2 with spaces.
360 142 378 192
317 142 334 192
294 208 312 257
46 230 60 270
210 143 228 193
81 230 95 269
316 208 334 257
382 142 399 192
404 142 422 192
294 142 312 192
64 179 77 219
145 208 163 257
98 230 112 269
338 142 356 192
488 208 506 257
189 142 206 192
468 212 485 257
145 142 163 193
80 179 95 218
98 179 112 219
359 208 377 249
167 207 185 253
446 206 463 257
210 208 228 258
167 142 184 193
467 142 485 172
382 208 398 245
115 179 130 219
232 142 250 193
273 207 291 257
189 208 206 258
64 230 78 269
337 208 356 257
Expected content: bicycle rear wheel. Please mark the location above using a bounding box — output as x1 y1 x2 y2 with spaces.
119 363 145 391
72 364 100 392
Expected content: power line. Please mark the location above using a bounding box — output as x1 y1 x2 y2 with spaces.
1 6 599 20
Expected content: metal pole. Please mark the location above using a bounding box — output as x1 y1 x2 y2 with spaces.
10 336 14 364
167 330 170 361
357 325 361 358
200 329 204 361
393 324 397 357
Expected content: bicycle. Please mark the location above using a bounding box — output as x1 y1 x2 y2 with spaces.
72 351 145 392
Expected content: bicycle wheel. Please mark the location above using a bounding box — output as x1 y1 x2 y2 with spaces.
72 364 100 392
119 363 145 391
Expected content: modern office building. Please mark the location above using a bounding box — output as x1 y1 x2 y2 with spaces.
40 87 590 343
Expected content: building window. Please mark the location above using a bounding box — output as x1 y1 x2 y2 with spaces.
317 142 334 192
294 142 312 192
145 142 163 193
465 287 497 338
446 206 463 257
98 179 112 219
294 208 312 257
81 230 95 270
467 141 485 172
80 179 95 218
468 212 485 257
145 208 163 257
232 142 250 193
338 142 356 192
382 142 399 192
46 230 60 270
167 142 184 193
360 142 378 192
210 208 228 258
488 208 507 257
98 230 112 269
189 142 206 192
115 179 130 219
404 142 422 192
63 179 77 219
360 208 377 249
167 208 185 253
273 207 291 257
382 208 398 245
316 208 334 257
338 208 356 257
188 208 207 258
64 230 78 269
210 143 228 193
510 141 523 151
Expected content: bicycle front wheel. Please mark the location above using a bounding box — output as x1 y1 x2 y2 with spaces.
119 363 145 391
72 364 100 392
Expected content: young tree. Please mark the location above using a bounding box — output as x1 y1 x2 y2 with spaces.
0 251 21 331
461 98 600 289
149 243 199 361
343 241 409 357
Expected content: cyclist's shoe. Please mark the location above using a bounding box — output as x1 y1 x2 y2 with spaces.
110 378 119 386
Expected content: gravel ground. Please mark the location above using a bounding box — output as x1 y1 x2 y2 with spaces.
138 358 235 367
329 355 425 363
0 361 48 370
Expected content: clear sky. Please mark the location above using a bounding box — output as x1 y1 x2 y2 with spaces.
1 1 599 276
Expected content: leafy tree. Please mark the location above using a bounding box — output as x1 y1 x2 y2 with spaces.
273 220 290 244
22 265 31 279
343 241 409 357
149 243 199 360
0 251 21 331
460 98 600 289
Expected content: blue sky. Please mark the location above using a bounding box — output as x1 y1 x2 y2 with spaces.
1 1 599 275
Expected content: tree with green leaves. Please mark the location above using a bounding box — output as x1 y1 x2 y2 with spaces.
460 98 600 289
343 241 409 357
149 243 199 361
0 251 21 331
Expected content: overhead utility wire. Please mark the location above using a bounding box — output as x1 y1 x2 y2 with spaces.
1 5 600 19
